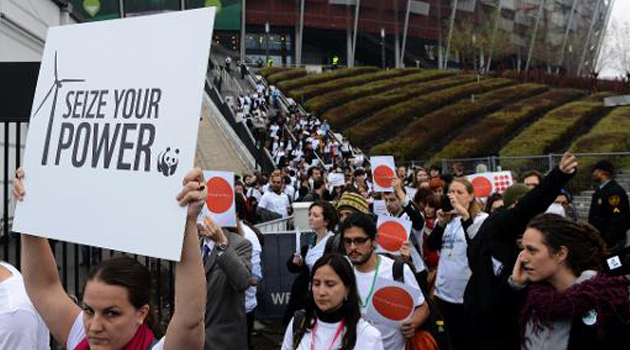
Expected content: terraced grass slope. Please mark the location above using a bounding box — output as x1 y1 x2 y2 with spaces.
304 70 456 115
430 88 587 161
371 83 549 160
262 67 630 162
347 78 514 149
499 97 610 157
324 74 477 129
277 67 377 92
288 68 417 101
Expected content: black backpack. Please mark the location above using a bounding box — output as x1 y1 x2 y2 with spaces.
392 260 451 350
292 309 308 350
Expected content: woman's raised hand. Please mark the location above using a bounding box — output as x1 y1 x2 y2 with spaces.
177 168 206 219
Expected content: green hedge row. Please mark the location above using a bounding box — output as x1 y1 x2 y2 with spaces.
276 67 378 92
304 70 456 115
370 83 546 160
499 98 610 157
288 68 417 101
324 75 477 129
267 69 307 85
430 88 586 161
347 78 514 149
570 106 630 153
259 67 288 78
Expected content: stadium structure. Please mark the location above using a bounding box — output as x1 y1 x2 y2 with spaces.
60 0 614 75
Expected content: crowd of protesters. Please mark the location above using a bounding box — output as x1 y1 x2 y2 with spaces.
3 67 630 350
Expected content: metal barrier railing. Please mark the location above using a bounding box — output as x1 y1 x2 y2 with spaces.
255 215 294 233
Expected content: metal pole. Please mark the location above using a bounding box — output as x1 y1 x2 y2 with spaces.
525 0 546 73
118 0 125 18
297 0 305 66
241 0 246 62
557 0 579 73
485 0 503 73
444 0 459 69
577 0 603 76
381 28 386 69
352 0 361 67
180 0 185 10
592 0 615 73
400 0 412 68
265 22 270 66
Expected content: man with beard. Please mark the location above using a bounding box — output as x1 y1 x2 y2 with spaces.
339 213 429 350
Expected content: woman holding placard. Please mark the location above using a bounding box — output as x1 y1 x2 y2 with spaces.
13 167 206 350
427 178 488 350
281 254 383 350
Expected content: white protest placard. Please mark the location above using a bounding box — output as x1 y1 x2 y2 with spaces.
327 173 345 188
199 171 236 228
376 216 411 255
373 199 388 217
12 8 216 261
365 277 422 328
295 227 302 254
371 156 396 192
466 171 514 198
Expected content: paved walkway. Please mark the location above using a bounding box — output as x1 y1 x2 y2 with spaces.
195 95 253 174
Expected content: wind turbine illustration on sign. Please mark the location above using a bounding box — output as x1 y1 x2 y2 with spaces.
32 51 85 165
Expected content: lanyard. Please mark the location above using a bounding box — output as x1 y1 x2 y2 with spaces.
357 255 381 308
311 320 345 350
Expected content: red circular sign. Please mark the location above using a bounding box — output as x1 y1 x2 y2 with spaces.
206 177 234 213
472 176 492 198
374 166 395 188
372 286 414 321
377 221 407 252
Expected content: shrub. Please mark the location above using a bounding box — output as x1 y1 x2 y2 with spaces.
288 68 417 101
347 78 515 149
304 70 456 115
259 67 288 78
267 69 307 85
276 67 378 92
430 88 587 161
499 98 610 157
325 74 478 129
369 83 546 160
563 107 630 193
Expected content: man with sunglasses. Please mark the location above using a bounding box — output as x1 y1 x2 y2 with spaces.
339 213 429 350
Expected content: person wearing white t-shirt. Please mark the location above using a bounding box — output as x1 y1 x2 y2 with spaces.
384 178 427 290
0 261 50 350
258 175 292 218
281 254 383 350
340 213 429 350
426 178 488 350
13 167 207 350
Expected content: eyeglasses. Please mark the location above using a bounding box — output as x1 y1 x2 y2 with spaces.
343 237 371 247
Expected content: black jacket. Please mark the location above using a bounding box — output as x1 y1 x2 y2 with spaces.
588 178 630 252
463 166 574 350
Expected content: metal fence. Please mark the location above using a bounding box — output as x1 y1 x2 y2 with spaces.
438 152 630 195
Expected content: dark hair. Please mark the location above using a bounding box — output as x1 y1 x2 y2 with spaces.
527 214 608 275
413 187 434 207
339 212 377 240
309 200 339 231
307 167 322 178
295 254 361 350
85 256 162 336
312 179 325 191
484 192 503 213
521 170 544 183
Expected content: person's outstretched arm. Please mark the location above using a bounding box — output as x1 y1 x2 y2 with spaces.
14 167 80 347
164 168 207 350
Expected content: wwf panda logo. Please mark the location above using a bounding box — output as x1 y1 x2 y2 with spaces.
157 147 180 177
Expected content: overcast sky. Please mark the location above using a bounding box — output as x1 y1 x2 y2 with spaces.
600 0 629 78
